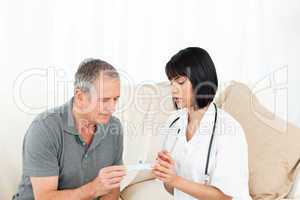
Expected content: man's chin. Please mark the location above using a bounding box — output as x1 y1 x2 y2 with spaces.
96 116 111 124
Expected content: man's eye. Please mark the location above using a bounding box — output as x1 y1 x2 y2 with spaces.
98 98 110 102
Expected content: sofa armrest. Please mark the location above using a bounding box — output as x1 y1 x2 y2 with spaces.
287 171 300 199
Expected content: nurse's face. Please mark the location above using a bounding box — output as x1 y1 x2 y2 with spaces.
170 76 194 109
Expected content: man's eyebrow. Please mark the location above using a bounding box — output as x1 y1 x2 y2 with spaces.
98 96 120 100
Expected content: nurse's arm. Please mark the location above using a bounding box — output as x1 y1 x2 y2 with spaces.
163 183 174 195
171 176 232 200
153 151 232 200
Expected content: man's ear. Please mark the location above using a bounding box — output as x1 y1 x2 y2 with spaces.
74 88 84 106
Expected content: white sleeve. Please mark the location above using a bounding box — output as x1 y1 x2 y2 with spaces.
210 123 252 200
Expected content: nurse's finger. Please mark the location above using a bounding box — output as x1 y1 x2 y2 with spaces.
158 152 171 161
153 170 168 179
162 151 174 162
154 164 170 174
161 150 170 154
164 151 173 158
158 158 172 169
159 150 172 159
158 153 174 165
153 163 166 172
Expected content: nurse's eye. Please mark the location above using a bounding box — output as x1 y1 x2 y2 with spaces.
178 80 186 85
176 77 187 85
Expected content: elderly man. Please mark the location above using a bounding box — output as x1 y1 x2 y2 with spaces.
13 59 126 200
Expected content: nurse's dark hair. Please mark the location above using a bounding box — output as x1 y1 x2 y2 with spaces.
165 47 218 109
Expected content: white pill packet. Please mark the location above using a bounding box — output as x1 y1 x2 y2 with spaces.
125 163 153 172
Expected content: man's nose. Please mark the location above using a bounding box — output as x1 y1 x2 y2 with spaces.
105 99 117 113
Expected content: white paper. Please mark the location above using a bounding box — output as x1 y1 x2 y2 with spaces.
125 163 153 172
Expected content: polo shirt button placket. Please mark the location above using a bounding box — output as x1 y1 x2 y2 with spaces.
82 153 88 169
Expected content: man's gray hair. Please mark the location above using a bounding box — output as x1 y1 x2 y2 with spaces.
74 58 119 93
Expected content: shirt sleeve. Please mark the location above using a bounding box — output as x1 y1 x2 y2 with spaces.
113 118 124 165
23 120 59 177
210 123 252 200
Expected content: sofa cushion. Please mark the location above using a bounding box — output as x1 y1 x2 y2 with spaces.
216 81 300 200
121 179 173 200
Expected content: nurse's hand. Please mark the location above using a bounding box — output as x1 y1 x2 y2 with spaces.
152 150 179 186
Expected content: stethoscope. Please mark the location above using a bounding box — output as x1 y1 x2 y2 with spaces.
162 102 218 185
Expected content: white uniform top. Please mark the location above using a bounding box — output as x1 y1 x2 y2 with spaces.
162 103 252 200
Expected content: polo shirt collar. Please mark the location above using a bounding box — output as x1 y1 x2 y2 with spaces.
62 97 78 135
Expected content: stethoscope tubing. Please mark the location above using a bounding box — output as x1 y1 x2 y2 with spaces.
163 103 218 184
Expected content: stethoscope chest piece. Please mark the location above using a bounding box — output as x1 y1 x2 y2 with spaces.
203 174 211 185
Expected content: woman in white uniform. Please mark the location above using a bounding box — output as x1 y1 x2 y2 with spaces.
152 47 252 200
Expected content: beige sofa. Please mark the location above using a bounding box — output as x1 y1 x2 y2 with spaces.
1 81 300 200
117 82 300 200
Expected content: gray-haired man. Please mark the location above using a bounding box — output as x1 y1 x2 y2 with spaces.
13 59 126 200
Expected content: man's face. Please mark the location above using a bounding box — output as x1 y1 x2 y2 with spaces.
76 73 120 124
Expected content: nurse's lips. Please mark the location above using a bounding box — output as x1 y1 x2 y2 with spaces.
173 97 182 102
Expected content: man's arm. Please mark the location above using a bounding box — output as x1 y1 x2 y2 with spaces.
31 165 126 200
30 176 94 200
101 188 120 200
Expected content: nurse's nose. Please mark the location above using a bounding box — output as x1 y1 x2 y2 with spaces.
170 82 180 95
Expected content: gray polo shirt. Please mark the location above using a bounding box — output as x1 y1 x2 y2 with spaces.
13 98 123 200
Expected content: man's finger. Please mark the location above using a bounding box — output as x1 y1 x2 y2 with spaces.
102 165 126 173
109 176 123 184
108 183 121 189
105 171 126 179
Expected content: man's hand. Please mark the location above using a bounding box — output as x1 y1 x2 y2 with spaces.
89 165 126 198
